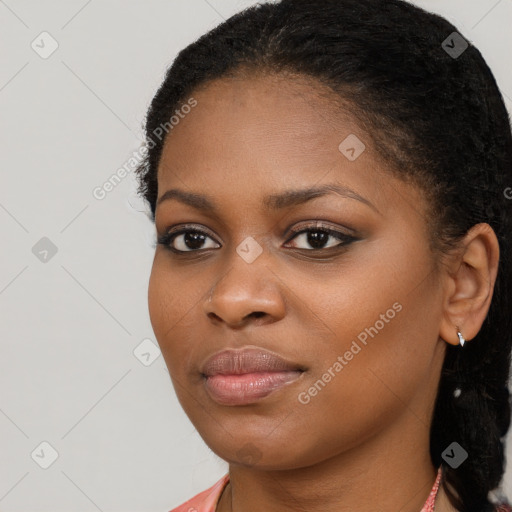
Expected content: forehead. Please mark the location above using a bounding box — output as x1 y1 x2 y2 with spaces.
155 72 427 227
158 72 382 183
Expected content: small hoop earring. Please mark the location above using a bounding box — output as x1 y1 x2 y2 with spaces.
456 326 465 347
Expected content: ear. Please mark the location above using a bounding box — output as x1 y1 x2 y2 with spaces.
439 223 500 346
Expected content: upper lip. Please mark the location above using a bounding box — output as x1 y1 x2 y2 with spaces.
201 346 305 377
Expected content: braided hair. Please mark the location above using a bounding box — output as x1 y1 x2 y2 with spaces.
134 1 512 510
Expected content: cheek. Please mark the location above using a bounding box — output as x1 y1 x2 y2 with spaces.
283 297 439 467
147 257 201 372
148 261 172 343
293 244 440 417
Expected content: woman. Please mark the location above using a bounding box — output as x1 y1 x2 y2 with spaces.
134 0 512 510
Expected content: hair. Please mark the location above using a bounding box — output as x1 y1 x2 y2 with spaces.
134 1 512 510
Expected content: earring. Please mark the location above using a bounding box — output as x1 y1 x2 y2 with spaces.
456 326 465 347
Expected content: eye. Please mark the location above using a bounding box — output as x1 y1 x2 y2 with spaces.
157 225 220 253
157 222 358 254
284 222 357 251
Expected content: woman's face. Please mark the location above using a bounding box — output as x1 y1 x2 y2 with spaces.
148 73 447 469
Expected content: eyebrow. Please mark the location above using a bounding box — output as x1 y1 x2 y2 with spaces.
156 183 380 215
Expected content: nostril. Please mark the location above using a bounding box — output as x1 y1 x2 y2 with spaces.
207 312 222 322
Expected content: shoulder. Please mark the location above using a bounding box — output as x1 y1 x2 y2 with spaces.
168 474 230 512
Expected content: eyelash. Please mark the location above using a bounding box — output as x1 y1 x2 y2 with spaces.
156 222 358 255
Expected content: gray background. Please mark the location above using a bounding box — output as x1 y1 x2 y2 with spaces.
1 0 511 510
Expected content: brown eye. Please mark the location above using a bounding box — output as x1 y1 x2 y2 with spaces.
157 226 220 253
284 224 357 251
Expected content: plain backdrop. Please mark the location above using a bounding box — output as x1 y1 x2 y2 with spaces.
1 1 511 510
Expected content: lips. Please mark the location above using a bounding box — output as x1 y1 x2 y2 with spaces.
201 347 305 406
201 347 304 377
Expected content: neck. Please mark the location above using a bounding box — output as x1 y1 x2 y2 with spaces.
435 478 460 512
218 408 445 512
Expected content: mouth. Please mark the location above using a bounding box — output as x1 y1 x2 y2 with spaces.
201 347 306 406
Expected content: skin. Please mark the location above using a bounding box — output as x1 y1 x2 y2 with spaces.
147 72 500 512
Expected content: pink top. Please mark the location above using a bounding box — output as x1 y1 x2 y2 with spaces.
169 473 230 512
168 466 512 512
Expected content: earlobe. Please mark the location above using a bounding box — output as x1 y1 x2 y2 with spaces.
438 223 500 347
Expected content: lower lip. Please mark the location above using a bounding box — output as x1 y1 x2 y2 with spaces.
204 371 303 405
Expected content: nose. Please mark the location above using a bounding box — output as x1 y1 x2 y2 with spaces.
203 255 286 328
